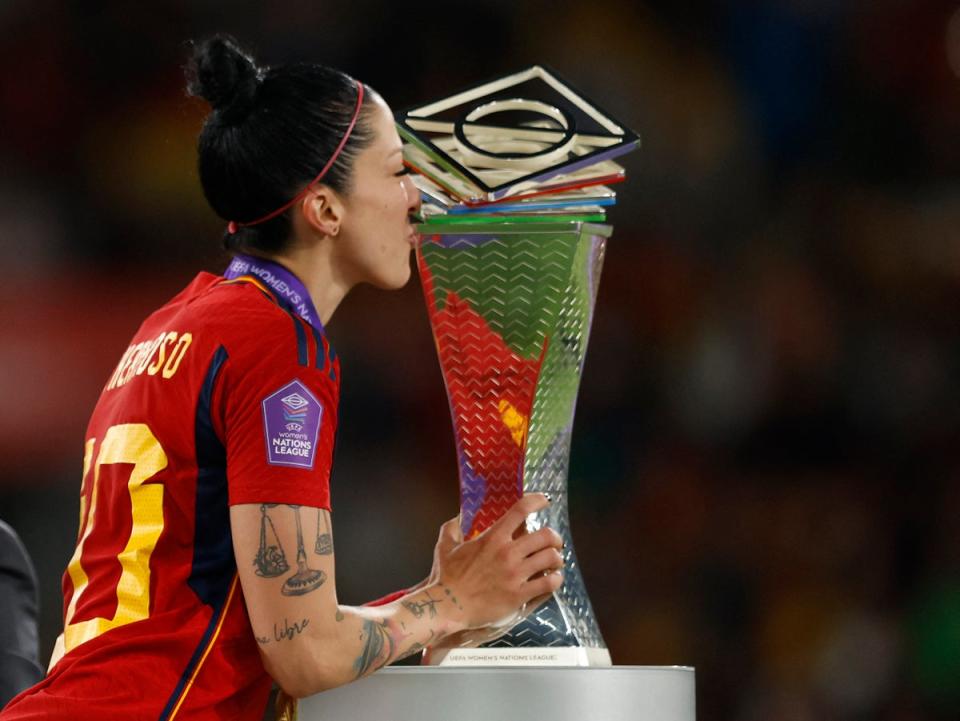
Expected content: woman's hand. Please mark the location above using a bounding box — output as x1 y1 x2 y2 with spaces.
430 493 564 631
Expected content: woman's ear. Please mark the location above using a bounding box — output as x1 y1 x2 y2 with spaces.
301 185 344 237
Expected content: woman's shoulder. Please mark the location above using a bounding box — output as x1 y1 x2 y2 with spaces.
187 277 333 372
138 272 308 362
186 273 295 329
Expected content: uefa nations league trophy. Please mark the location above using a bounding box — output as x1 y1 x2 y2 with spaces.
401 66 636 667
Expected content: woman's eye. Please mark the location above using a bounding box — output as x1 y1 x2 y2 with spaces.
394 167 411 177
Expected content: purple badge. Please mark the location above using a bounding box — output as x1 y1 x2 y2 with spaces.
261 380 323 468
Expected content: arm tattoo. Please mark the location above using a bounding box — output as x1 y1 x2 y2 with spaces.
396 630 435 661
401 590 441 619
253 504 327 596
254 504 290 577
315 509 333 555
353 619 395 679
438 583 464 612
255 617 310 645
275 617 310 641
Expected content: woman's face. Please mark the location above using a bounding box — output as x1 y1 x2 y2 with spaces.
335 97 421 290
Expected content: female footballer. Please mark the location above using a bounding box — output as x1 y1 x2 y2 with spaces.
0 35 563 720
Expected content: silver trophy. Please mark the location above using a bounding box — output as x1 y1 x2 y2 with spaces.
400 66 639 666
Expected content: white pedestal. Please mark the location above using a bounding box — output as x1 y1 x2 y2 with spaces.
298 666 695 721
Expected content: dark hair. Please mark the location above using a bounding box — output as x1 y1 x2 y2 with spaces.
185 35 378 254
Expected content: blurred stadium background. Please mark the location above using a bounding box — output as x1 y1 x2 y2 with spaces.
2 1 959 719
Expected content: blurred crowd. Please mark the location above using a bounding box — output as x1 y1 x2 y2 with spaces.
1 1 959 719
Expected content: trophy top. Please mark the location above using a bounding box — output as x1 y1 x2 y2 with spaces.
397 65 640 204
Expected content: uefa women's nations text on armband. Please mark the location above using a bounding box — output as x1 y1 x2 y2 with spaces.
105 331 194 390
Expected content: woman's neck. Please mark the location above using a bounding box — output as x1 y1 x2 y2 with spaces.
266 240 352 328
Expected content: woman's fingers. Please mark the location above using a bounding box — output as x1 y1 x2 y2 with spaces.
521 570 564 601
437 515 462 549
432 495 566 628
491 494 550 541
513 526 562 559
518 546 564 580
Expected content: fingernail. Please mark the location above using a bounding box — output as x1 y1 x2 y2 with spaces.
544 493 553 503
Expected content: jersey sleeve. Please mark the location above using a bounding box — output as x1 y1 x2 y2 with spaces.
217 314 339 510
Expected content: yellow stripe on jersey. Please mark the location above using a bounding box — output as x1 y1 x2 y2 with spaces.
168 575 241 721
220 276 274 301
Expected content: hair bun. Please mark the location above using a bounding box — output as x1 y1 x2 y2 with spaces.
187 35 260 124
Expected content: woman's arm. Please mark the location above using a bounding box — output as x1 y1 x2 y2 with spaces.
230 494 562 698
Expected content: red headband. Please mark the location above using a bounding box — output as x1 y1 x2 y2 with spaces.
227 80 365 234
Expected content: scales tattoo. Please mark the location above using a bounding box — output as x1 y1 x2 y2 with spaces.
255 503 289 577
282 504 327 596
315 508 333 555
255 504 327 595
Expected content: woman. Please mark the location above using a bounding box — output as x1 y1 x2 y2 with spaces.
0 36 563 720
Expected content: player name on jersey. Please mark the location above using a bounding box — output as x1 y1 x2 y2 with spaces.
106 330 193 391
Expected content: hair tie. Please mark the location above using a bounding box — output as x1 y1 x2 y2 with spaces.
226 80 365 234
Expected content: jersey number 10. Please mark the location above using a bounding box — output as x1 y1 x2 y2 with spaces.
57 423 168 660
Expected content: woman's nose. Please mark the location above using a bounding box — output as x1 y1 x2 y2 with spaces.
404 175 422 214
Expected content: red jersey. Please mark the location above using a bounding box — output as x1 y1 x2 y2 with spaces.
1 269 340 720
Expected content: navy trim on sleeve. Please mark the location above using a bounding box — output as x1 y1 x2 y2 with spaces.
288 312 309 367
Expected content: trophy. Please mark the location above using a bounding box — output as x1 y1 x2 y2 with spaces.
399 66 640 667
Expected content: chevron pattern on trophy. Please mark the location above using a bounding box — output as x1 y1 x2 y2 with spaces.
417 223 610 662
419 231 576 536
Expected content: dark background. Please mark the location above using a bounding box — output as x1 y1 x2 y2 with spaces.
2 1 960 719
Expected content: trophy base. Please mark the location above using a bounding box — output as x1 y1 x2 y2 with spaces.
424 645 612 667
297 666 695 721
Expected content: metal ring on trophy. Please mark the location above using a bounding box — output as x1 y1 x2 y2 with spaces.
453 99 577 171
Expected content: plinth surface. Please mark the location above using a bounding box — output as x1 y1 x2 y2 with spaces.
298 666 695 721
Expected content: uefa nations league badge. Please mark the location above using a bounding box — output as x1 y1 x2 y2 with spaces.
261 380 323 468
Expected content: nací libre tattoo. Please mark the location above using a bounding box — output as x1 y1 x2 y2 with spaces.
256 617 310 645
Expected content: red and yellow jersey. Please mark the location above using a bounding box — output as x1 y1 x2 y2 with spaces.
1 270 340 720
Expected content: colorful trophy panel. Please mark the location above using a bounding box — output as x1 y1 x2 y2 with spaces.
418 222 607 539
